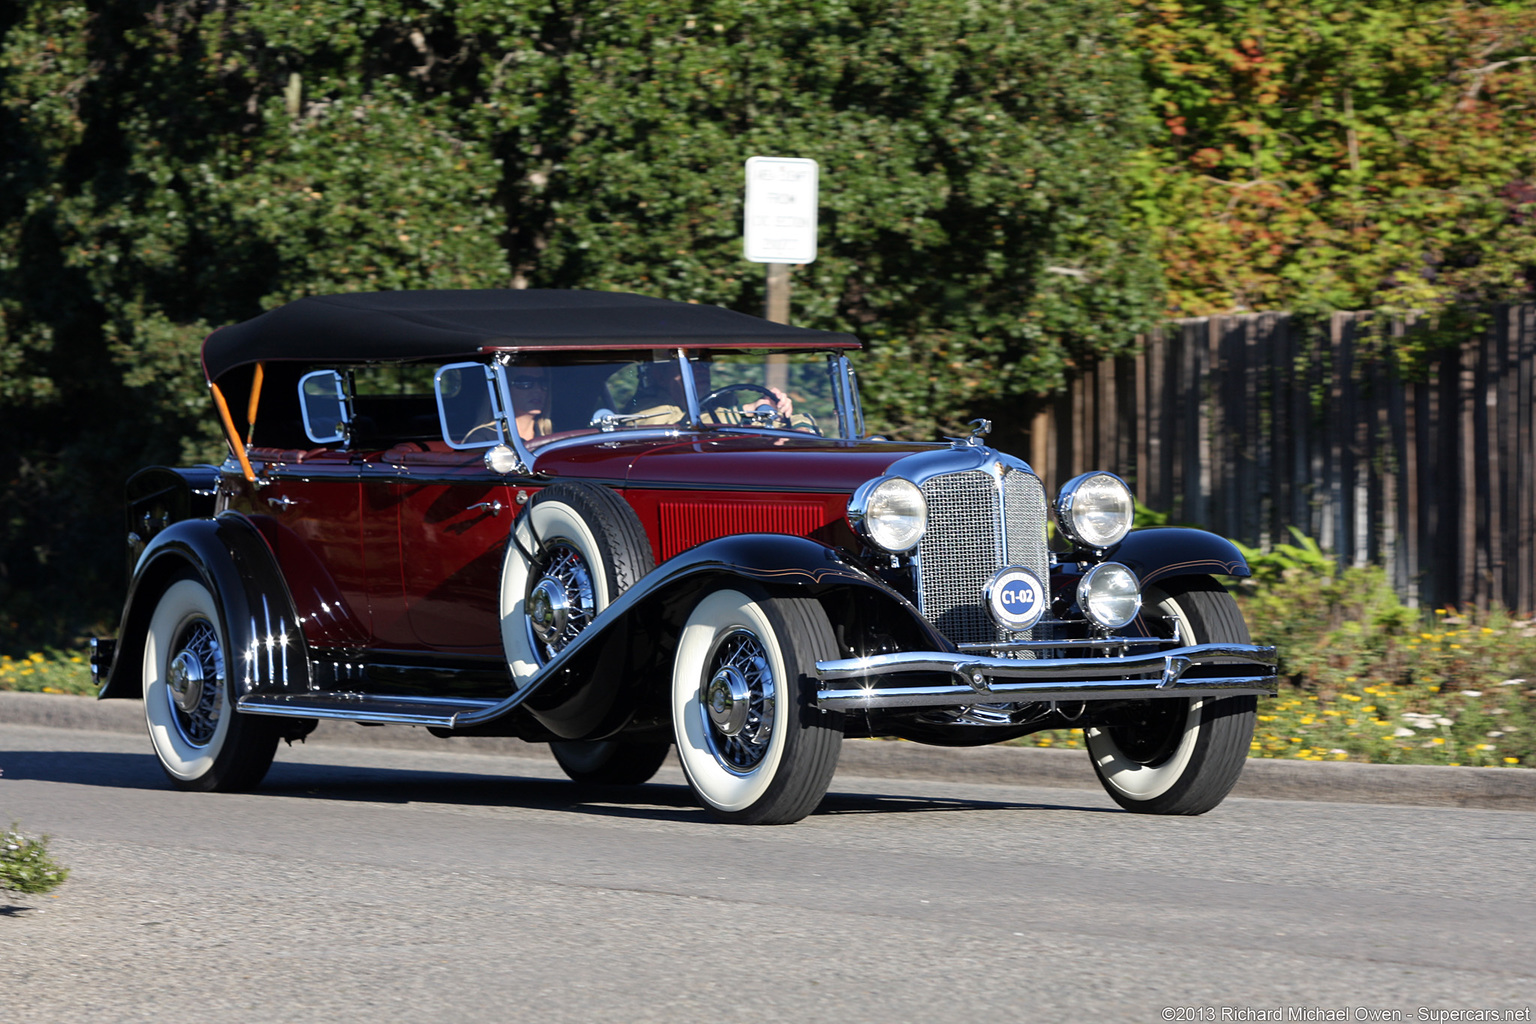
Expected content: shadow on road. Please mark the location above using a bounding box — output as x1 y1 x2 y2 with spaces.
1 747 1115 820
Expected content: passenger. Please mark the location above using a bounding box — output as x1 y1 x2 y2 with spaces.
509 365 552 441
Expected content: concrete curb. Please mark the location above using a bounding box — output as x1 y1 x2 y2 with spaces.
4 690 1533 811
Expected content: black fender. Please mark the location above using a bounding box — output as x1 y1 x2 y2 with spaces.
1109 527 1251 590
99 513 312 700
123 465 221 584
478 533 942 740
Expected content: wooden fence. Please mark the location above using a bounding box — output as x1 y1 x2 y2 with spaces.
1023 306 1536 613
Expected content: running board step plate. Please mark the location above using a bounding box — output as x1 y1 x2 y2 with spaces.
237 691 499 728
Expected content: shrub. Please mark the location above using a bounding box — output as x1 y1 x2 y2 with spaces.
0 822 69 895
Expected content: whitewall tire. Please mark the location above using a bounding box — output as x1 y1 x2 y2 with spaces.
141 575 279 791
1085 577 1257 815
671 586 842 824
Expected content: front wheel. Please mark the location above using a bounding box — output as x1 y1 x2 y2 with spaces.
1085 577 1257 815
141 575 281 791
671 586 843 825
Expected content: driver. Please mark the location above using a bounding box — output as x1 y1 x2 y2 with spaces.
626 360 798 427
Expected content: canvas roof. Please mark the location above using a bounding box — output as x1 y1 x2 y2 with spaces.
202 289 859 382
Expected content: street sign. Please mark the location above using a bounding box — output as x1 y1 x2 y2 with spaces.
743 156 818 264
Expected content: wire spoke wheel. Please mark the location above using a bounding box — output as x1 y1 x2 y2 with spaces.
700 628 777 773
671 586 842 825
164 618 226 747
525 541 597 662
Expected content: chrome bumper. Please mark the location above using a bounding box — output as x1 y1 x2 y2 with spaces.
814 642 1278 711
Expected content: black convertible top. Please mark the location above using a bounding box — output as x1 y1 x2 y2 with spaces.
202 289 858 382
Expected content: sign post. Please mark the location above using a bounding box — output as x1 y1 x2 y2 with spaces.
743 157 818 326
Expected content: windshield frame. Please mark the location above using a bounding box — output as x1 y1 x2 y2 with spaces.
486 348 864 466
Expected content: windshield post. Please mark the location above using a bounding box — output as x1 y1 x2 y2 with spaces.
675 348 702 429
833 354 864 439
491 356 533 474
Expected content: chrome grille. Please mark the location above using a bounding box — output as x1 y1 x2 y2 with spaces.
917 467 1050 649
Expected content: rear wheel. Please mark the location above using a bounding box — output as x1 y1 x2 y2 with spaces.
1085 577 1257 815
141 575 280 791
550 739 671 785
671 586 842 824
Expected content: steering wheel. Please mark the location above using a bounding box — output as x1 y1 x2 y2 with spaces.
699 383 790 427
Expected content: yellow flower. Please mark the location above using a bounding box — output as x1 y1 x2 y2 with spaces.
1505 758 1521 765
1431 737 1445 745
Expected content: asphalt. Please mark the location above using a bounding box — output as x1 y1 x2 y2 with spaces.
3 689 1533 811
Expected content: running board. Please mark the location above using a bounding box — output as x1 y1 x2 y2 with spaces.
237 691 500 728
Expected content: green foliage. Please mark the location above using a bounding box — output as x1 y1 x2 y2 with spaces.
0 0 1158 649
1128 0 1536 335
0 650 94 695
0 822 69 895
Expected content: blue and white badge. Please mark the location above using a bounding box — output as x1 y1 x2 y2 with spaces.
983 566 1048 631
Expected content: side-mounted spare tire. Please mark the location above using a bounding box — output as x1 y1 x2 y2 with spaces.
499 480 668 781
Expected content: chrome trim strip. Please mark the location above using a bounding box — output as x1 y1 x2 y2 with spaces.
814 642 1277 711
953 636 1169 652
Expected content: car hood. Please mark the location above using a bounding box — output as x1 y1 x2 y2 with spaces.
532 433 941 493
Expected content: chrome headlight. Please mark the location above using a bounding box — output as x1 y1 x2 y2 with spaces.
1055 471 1134 549
1077 562 1142 630
848 477 927 553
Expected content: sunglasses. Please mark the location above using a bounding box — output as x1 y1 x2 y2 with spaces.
510 377 547 390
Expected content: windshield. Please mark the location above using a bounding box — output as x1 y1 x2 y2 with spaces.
501 349 860 448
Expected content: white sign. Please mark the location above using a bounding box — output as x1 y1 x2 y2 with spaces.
743 156 818 264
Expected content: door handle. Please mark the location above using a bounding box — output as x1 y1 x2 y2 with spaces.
268 496 296 511
468 500 504 517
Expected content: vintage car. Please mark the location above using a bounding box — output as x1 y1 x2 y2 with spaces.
92 289 1277 824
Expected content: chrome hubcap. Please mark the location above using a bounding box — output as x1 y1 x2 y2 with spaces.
700 629 775 772
525 543 595 661
706 666 752 736
528 578 571 649
167 650 205 713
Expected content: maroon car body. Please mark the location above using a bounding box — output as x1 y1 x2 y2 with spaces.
95 290 1276 824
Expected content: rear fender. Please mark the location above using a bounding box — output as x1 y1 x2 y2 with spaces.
98 514 311 699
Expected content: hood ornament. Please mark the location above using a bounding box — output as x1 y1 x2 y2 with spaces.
947 418 993 447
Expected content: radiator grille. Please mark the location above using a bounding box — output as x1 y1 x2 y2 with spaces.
917 468 1049 648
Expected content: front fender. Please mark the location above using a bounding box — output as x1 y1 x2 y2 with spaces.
1110 527 1251 590
99 514 311 699
467 533 943 737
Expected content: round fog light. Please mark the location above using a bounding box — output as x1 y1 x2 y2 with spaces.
1077 562 1141 630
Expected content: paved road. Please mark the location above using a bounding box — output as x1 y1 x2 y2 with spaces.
3 723 1533 1023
